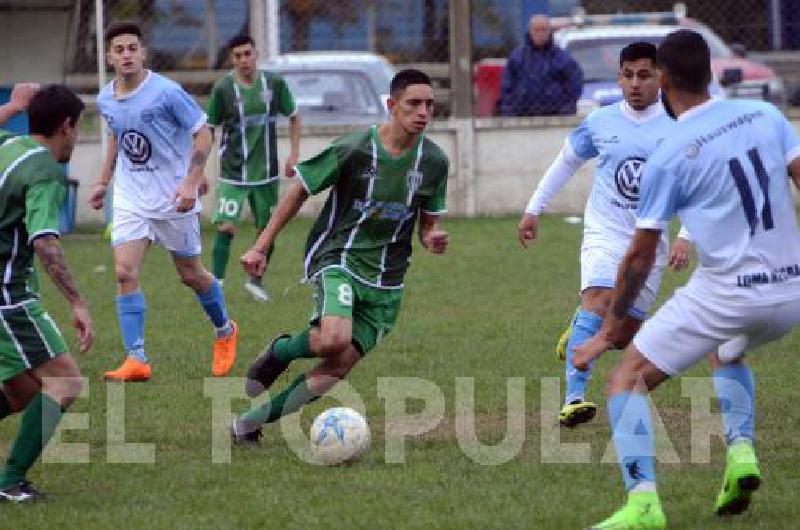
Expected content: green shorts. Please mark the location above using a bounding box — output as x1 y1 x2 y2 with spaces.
0 300 68 382
212 181 278 229
310 268 403 355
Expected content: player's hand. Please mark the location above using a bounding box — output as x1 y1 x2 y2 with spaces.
174 179 198 213
421 229 449 254
517 213 539 248
572 333 612 371
9 83 40 112
285 152 299 178
198 174 209 197
71 300 93 353
241 248 268 277
88 182 108 210
669 237 693 271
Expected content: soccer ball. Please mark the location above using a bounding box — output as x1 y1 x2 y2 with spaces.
310 407 371 465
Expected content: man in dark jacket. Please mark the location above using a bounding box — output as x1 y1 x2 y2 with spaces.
498 15 583 116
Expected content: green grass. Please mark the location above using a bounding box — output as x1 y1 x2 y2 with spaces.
2 216 799 529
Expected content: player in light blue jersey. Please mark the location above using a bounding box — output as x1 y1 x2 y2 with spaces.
89 22 238 382
519 43 697 427
575 30 800 529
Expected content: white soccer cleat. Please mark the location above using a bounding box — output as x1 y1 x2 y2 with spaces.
244 280 271 302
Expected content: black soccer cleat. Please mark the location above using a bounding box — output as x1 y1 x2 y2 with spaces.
230 418 263 447
245 333 291 398
0 480 45 503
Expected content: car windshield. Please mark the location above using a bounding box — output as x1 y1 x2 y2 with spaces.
566 33 731 82
281 70 381 116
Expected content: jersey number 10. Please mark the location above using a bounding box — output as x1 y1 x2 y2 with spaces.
729 148 774 235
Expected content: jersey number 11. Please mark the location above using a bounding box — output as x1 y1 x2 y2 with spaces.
729 148 774 236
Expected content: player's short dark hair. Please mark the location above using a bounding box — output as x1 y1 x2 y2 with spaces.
28 85 85 136
106 21 143 45
619 42 657 68
227 34 255 51
657 29 711 94
390 69 432 98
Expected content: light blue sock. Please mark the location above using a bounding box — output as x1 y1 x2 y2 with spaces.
564 308 603 404
608 392 656 491
116 291 147 363
196 277 232 336
713 363 755 445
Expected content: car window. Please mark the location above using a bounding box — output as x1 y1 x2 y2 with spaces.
281 71 380 116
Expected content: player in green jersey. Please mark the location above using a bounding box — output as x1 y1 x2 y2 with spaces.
231 69 448 443
0 85 93 502
207 34 301 301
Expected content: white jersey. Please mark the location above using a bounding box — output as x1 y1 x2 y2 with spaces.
569 101 673 259
97 71 207 219
637 98 800 302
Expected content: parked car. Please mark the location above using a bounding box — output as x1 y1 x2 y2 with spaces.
553 15 785 112
260 52 395 125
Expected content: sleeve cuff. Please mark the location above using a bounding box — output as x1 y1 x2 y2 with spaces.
190 114 208 135
28 229 60 244
421 208 447 215
294 166 312 195
635 218 668 230
786 145 800 165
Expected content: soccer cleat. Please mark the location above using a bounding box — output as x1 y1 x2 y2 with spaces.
212 321 239 377
104 356 152 382
245 334 291 398
556 307 579 360
244 279 271 302
715 441 761 516
0 481 45 503
560 400 597 428
230 418 263 447
589 492 666 529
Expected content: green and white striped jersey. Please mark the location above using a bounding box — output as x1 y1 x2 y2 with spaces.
206 70 296 185
297 126 448 289
0 131 65 306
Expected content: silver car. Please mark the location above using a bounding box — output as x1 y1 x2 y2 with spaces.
260 52 395 125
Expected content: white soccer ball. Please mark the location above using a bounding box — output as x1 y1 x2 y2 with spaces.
310 407 371 465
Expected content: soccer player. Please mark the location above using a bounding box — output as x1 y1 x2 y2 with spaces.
230 69 449 443
518 42 695 427
206 35 301 301
89 21 237 381
0 85 93 501
574 30 800 528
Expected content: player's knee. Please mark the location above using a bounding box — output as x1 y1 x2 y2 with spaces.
177 268 202 289
218 224 236 236
317 331 351 357
115 263 138 286
42 375 83 408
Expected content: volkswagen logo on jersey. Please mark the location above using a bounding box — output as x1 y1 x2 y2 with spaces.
121 130 152 164
614 157 645 201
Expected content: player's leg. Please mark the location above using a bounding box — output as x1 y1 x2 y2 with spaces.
555 306 579 360
0 303 82 502
211 182 246 284
244 268 354 397
0 373 41 421
242 182 278 302
105 210 152 381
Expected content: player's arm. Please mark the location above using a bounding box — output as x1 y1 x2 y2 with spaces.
89 132 117 210
518 139 587 248
285 114 302 177
174 124 213 212
27 180 92 352
573 228 661 370
0 83 39 126
419 212 448 254
241 181 309 276
789 156 800 191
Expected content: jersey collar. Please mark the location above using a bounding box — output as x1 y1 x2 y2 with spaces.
112 70 153 101
619 99 664 124
677 96 723 122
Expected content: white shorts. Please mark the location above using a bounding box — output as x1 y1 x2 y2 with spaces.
580 244 664 319
634 273 800 375
112 208 202 258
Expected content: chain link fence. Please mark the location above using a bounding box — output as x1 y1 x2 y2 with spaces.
57 0 800 117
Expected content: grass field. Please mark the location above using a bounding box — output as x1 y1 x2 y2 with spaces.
1 216 799 529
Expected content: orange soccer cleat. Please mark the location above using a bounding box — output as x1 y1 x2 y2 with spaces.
104 357 152 382
212 321 238 377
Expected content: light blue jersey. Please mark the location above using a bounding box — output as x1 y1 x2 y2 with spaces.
97 71 207 218
569 101 672 258
638 98 800 300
